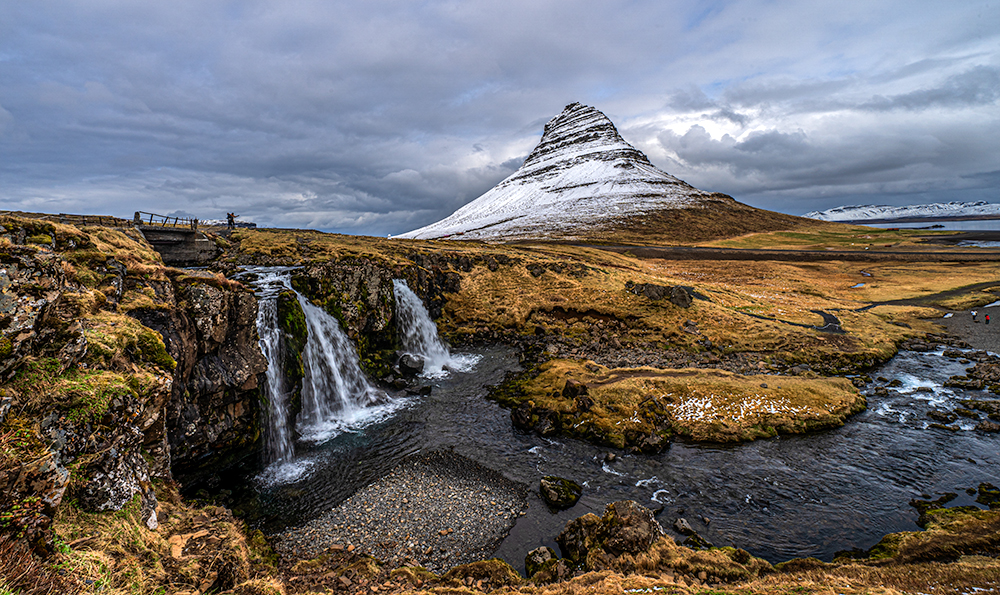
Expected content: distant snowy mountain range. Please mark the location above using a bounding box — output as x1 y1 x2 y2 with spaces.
397 103 726 241
804 201 1000 222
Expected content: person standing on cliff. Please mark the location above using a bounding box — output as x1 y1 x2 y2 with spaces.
987 314 991 325
227 212 236 229
972 309 978 322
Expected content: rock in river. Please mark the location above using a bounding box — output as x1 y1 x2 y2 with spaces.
540 476 582 510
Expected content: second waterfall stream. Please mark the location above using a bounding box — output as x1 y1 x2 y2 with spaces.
392 279 480 378
252 270 478 483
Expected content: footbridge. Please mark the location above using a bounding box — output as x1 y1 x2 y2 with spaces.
131 211 221 266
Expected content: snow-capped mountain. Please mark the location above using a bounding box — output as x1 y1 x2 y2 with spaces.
396 103 736 241
805 201 1000 222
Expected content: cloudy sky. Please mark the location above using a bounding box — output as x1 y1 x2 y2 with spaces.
2 1 998 235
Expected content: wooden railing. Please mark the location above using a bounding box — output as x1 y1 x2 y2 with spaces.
133 211 198 230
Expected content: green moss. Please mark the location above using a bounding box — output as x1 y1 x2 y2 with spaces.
26 234 53 246
977 483 1000 509
0 335 11 359
64 374 132 424
276 291 307 415
867 532 907 560
136 327 176 371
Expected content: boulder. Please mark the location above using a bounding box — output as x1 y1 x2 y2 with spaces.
524 546 557 578
556 501 665 569
574 394 595 413
927 410 958 423
534 408 560 437
602 500 664 556
673 517 695 535
670 286 693 308
977 483 1000 509
556 513 603 564
562 379 589 399
975 420 1000 433
540 476 582 510
511 402 534 430
398 353 425 376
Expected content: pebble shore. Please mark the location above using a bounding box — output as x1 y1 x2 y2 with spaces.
938 308 1000 353
275 451 527 573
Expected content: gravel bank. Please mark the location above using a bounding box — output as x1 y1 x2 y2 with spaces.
274 451 527 573
936 306 1000 353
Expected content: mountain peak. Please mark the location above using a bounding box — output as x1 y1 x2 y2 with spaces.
521 102 652 172
397 103 804 243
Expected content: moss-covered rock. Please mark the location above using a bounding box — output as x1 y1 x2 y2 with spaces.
978 482 1000 509
556 500 665 571
441 558 523 588
276 290 307 419
540 476 582 510
525 546 557 578
292 261 398 377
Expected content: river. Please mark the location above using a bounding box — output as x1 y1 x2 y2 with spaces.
215 341 999 571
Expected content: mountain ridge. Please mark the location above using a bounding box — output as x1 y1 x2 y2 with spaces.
805 201 1000 222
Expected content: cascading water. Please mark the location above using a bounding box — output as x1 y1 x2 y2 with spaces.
254 269 297 465
296 296 397 443
393 279 480 377
250 268 403 483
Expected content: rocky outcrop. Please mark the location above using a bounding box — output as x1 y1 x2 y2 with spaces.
289 253 466 377
131 276 267 483
625 281 693 308
292 261 397 376
0 219 176 548
276 290 307 422
557 500 665 571
0 216 269 553
0 244 86 380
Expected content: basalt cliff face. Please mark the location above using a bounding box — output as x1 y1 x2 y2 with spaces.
0 216 265 552
398 102 803 243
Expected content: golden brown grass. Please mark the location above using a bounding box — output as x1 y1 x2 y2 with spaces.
517 359 863 443
705 221 955 251
0 535 81 594
50 483 266 595
226 228 998 372
579 196 816 246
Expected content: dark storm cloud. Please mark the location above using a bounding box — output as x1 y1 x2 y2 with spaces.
1 0 999 231
860 66 1000 111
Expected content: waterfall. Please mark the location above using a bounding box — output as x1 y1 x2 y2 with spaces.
393 279 480 378
295 295 395 444
251 268 402 482
254 270 297 465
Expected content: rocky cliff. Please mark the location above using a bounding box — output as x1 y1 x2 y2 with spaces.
0 215 266 554
130 274 267 484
